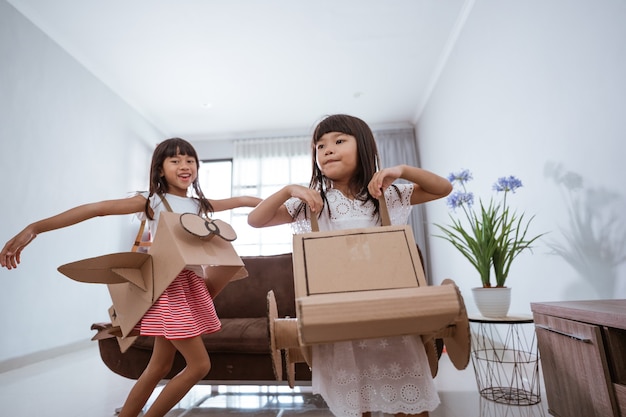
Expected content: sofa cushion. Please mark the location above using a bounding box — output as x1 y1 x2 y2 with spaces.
213 253 296 319
203 317 270 353
121 318 270 354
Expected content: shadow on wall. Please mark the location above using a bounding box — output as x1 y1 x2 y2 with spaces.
544 162 626 299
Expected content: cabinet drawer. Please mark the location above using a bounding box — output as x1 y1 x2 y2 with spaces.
534 313 619 417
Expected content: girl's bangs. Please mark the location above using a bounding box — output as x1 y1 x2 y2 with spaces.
314 115 355 142
163 138 198 158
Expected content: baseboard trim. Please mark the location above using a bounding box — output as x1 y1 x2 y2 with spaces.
0 339 93 374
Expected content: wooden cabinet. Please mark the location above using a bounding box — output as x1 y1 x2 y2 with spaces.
531 300 626 417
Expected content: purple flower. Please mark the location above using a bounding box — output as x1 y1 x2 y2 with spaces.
447 169 473 185
436 170 544 288
493 176 523 193
446 191 474 210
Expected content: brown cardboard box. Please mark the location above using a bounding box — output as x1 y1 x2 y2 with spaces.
292 224 461 345
58 212 247 341
292 225 426 297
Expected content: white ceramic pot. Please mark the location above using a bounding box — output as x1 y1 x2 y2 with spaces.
471 287 511 318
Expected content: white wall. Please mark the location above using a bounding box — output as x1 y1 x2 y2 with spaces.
418 0 626 315
0 1 163 363
2 0 624 365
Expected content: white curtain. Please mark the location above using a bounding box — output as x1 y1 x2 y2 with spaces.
233 136 310 255
233 136 311 197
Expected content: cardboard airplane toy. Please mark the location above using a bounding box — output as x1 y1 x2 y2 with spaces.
266 199 471 388
57 212 248 351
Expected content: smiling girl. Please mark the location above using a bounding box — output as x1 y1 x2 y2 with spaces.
0 137 261 417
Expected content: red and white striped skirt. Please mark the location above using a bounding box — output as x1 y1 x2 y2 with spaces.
136 269 221 339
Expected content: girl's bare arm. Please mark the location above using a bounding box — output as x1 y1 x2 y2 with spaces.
209 196 262 212
1 194 146 269
369 165 452 204
248 185 322 228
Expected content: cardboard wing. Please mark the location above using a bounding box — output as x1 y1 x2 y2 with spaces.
292 224 460 345
58 252 152 289
58 211 248 339
296 285 461 345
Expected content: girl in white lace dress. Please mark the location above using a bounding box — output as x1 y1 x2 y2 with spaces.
248 114 452 417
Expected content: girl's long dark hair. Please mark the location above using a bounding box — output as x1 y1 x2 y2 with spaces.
145 137 214 219
296 114 384 221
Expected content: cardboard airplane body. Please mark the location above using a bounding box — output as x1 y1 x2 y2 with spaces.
58 212 248 344
267 221 471 387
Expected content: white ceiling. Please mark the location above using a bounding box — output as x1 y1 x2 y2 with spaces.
8 0 469 141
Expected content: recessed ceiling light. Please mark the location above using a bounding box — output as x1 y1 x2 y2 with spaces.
201 102 213 109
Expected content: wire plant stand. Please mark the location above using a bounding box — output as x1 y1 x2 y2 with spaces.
470 315 542 406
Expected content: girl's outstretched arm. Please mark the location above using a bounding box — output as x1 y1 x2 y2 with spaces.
210 196 262 212
369 165 452 204
0 194 147 270
248 185 322 228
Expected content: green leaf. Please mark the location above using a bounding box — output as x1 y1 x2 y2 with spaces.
435 173 545 288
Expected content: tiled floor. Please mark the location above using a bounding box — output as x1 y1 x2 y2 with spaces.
0 342 550 417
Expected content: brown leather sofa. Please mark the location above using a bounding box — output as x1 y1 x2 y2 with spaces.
91 252 313 384
92 248 443 384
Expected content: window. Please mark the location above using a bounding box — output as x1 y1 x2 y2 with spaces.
197 159 254 252
199 136 310 256
198 155 309 256
232 137 311 256
198 159 232 201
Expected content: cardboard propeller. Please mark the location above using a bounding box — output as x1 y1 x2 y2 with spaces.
58 211 248 345
179 213 238 242
267 290 312 388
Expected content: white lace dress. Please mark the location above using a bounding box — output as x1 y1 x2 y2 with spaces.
285 185 440 417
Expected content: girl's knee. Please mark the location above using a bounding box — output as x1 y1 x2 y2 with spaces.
144 361 173 380
182 356 211 381
191 357 211 379
172 337 211 379
144 356 175 380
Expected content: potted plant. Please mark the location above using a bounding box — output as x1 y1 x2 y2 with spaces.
434 169 545 317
